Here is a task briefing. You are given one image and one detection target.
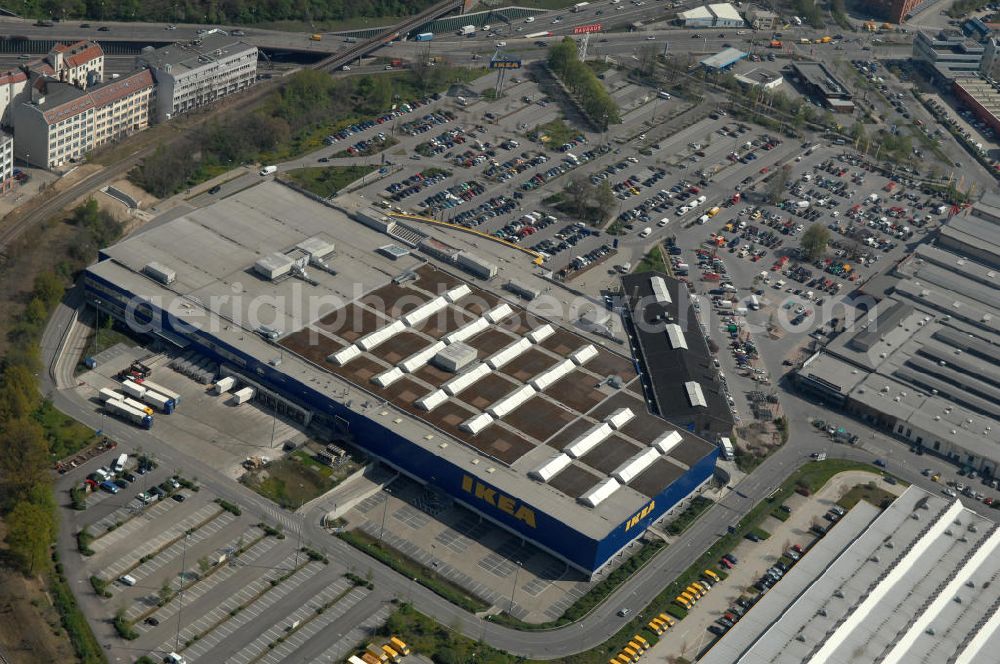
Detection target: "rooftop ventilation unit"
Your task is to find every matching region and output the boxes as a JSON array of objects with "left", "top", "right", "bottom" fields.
[
  {"left": 579, "top": 477, "right": 620, "bottom": 508},
  {"left": 666, "top": 324, "right": 688, "bottom": 350},
  {"left": 685, "top": 381, "right": 708, "bottom": 407},
  {"left": 143, "top": 261, "right": 176, "bottom": 285}
]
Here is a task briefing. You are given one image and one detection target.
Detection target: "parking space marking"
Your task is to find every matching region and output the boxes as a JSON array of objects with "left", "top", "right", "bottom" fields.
[
  {"left": 220, "top": 578, "right": 353, "bottom": 664},
  {"left": 89, "top": 499, "right": 177, "bottom": 553},
  {"left": 311, "top": 604, "right": 393, "bottom": 664},
  {"left": 101, "top": 504, "right": 224, "bottom": 580},
  {"left": 128, "top": 512, "right": 237, "bottom": 584},
  {"left": 130, "top": 527, "right": 271, "bottom": 625},
  {"left": 256, "top": 587, "right": 369, "bottom": 664},
  {"left": 169, "top": 555, "right": 324, "bottom": 661}
]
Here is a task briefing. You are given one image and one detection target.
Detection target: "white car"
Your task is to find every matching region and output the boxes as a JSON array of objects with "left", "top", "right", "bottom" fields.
[
  {"left": 341, "top": 65, "right": 351, "bottom": 71},
  {"left": 525, "top": 16, "right": 535, "bottom": 22}
]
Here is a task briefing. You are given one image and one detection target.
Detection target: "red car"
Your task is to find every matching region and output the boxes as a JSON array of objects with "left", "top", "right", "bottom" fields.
[
  {"left": 792, "top": 543, "right": 803, "bottom": 553},
  {"left": 719, "top": 557, "right": 734, "bottom": 569}
]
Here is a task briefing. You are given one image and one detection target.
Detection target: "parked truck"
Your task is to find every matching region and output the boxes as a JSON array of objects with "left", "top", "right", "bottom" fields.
[
  {"left": 135, "top": 379, "right": 180, "bottom": 405},
  {"left": 458, "top": 25, "right": 476, "bottom": 36},
  {"left": 414, "top": 32, "right": 434, "bottom": 41},
  {"left": 141, "top": 390, "right": 175, "bottom": 414},
  {"left": 123, "top": 397, "right": 154, "bottom": 416},
  {"left": 719, "top": 437, "right": 735, "bottom": 461},
  {"left": 105, "top": 399, "right": 153, "bottom": 429},
  {"left": 99, "top": 387, "right": 125, "bottom": 403},
  {"left": 121, "top": 379, "right": 146, "bottom": 400}
]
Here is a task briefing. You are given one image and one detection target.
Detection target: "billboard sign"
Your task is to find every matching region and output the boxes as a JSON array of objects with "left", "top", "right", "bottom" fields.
[
  {"left": 490, "top": 59, "right": 523, "bottom": 69},
  {"left": 573, "top": 23, "right": 602, "bottom": 34}
]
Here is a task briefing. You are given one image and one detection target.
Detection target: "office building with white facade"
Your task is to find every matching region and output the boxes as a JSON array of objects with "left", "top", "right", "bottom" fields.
[{"left": 136, "top": 30, "right": 258, "bottom": 122}]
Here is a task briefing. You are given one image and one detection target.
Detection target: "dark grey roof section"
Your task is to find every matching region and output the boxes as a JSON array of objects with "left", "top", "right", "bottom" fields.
[
  {"left": 620, "top": 271, "right": 734, "bottom": 438},
  {"left": 847, "top": 300, "right": 914, "bottom": 352}
]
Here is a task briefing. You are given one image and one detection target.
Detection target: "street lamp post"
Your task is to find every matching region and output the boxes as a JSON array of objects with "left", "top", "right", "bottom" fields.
[
  {"left": 92, "top": 299, "right": 102, "bottom": 358},
  {"left": 174, "top": 533, "right": 191, "bottom": 652},
  {"left": 507, "top": 561, "right": 521, "bottom": 614},
  {"left": 378, "top": 488, "right": 392, "bottom": 542}
]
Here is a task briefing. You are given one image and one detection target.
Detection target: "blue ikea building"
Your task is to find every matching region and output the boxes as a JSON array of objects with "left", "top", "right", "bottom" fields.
[{"left": 81, "top": 183, "right": 719, "bottom": 575}]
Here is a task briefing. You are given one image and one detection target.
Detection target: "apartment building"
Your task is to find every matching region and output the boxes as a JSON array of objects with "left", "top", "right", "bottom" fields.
[
  {"left": 0, "top": 132, "right": 13, "bottom": 194},
  {"left": 0, "top": 67, "right": 28, "bottom": 126},
  {"left": 13, "top": 69, "right": 153, "bottom": 169},
  {"left": 35, "top": 40, "right": 105, "bottom": 89},
  {"left": 136, "top": 30, "right": 257, "bottom": 122}
]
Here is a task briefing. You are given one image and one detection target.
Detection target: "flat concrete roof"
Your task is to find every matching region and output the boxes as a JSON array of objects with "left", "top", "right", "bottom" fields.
[
  {"left": 86, "top": 181, "right": 715, "bottom": 538},
  {"left": 137, "top": 30, "right": 255, "bottom": 75},
  {"left": 701, "top": 486, "right": 1000, "bottom": 664}
]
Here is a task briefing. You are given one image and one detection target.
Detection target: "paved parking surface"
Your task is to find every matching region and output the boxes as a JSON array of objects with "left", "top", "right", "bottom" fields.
[{"left": 169, "top": 555, "right": 326, "bottom": 660}]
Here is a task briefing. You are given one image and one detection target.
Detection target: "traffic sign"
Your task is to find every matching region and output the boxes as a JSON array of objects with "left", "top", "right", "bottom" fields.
[
  {"left": 490, "top": 59, "right": 523, "bottom": 69},
  {"left": 573, "top": 23, "right": 602, "bottom": 34}
]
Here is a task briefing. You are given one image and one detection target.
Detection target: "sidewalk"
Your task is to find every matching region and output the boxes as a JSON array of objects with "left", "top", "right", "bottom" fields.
[{"left": 645, "top": 470, "right": 902, "bottom": 662}]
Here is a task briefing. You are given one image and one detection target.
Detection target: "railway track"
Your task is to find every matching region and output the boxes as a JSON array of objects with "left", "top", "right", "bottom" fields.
[{"left": 314, "top": 0, "right": 462, "bottom": 72}]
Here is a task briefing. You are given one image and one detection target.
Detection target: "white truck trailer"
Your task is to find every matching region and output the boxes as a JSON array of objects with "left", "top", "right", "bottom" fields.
[{"left": 105, "top": 399, "right": 153, "bottom": 429}]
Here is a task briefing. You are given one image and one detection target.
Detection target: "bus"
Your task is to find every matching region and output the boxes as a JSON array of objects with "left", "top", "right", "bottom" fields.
[
  {"left": 633, "top": 635, "right": 650, "bottom": 650},
  {"left": 389, "top": 637, "right": 410, "bottom": 655},
  {"left": 573, "top": 1, "right": 590, "bottom": 10},
  {"left": 704, "top": 569, "right": 722, "bottom": 582},
  {"left": 675, "top": 595, "right": 693, "bottom": 610}
]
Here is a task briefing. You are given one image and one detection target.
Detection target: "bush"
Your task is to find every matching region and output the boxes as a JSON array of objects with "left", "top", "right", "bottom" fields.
[
  {"left": 50, "top": 554, "right": 104, "bottom": 663},
  {"left": 300, "top": 547, "right": 329, "bottom": 564},
  {"left": 90, "top": 575, "right": 111, "bottom": 598},
  {"left": 69, "top": 486, "right": 87, "bottom": 512},
  {"left": 215, "top": 499, "right": 242, "bottom": 516},
  {"left": 76, "top": 527, "right": 95, "bottom": 556},
  {"left": 258, "top": 523, "right": 286, "bottom": 539},
  {"left": 113, "top": 611, "right": 139, "bottom": 640}
]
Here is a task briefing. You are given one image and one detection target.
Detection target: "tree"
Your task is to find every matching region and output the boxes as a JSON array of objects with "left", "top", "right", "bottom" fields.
[
  {"left": 800, "top": 224, "right": 831, "bottom": 261},
  {"left": 0, "top": 417, "right": 49, "bottom": 506},
  {"left": 6, "top": 500, "right": 53, "bottom": 573},
  {"left": 564, "top": 177, "right": 590, "bottom": 219},
  {"left": 764, "top": 164, "right": 791, "bottom": 205},
  {"left": 594, "top": 180, "right": 616, "bottom": 222},
  {"left": 0, "top": 364, "right": 40, "bottom": 421}
]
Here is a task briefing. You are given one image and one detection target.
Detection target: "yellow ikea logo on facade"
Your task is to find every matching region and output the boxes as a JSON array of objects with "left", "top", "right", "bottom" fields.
[
  {"left": 461, "top": 476, "right": 537, "bottom": 528},
  {"left": 624, "top": 500, "right": 655, "bottom": 532}
]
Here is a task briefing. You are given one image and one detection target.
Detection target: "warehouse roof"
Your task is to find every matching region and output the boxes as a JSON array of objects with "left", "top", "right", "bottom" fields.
[
  {"left": 86, "top": 181, "right": 716, "bottom": 538},
  {"left": 701, "top": 486, "right": 1000, "bottom": 664},
  {"left": 620, "top": 272, "right": 734, "bottom": 437},
  {"left": 679, "top": 5, "right": 713, "bottom": 19},
  {"left": 708, "top": 2, "right": 743, "bottom": 20}
]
